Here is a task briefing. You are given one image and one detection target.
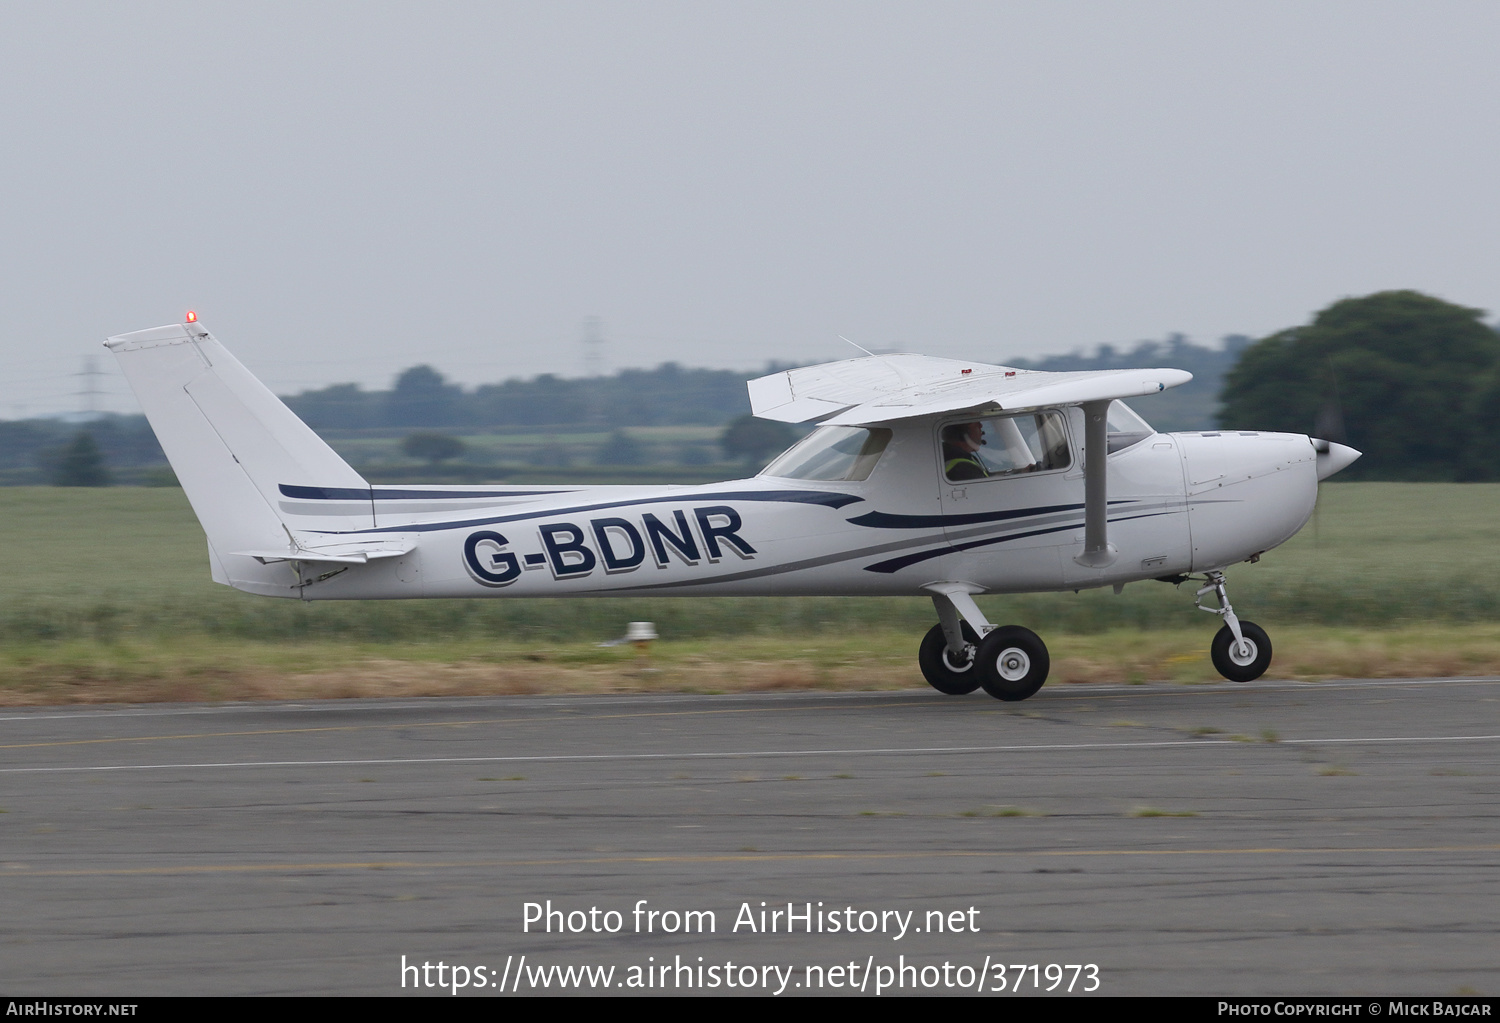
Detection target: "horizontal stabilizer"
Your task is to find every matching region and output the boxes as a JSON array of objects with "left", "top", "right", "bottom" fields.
[
  {"left": 234, "top": 535, "right": 418, "bottom": 565},
  {"left": 749, "top": 354, "right": 1191, "bottom": 425}
]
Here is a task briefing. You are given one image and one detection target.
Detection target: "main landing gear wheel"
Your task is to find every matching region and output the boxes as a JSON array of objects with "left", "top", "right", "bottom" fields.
[
  {"left": 977, "top": 626, "right": 1050, "bottom": 702},
  {"left": 918, "top": 622, "right": 983, "bottom": 695},
  {"left": 1210, "top": 621, "right": 1272, "bottom": 682}
]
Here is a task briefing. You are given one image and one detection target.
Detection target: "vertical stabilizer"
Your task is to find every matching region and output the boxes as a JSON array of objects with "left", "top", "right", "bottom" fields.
[{"left": 105, "top": 321, "right": 374, "bottom": 590}]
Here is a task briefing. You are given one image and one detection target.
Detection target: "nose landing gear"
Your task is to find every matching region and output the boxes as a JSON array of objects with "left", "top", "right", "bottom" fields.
[{"left": 1194, "top": 571, "right": 1273, "bottom": 682}]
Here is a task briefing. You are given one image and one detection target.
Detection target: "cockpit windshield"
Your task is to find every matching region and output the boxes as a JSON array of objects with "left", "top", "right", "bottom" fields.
[
  {"left": 1106, "top": 400, "right": 1154, "bottom": 453},
  {"left": 761, "top": 426, "right": 892, "bottom": 482}
]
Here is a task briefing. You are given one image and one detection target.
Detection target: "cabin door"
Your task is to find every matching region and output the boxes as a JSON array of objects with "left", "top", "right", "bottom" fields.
[{"left": 935, "top": 411, "right": 1077, "bottom": 591}]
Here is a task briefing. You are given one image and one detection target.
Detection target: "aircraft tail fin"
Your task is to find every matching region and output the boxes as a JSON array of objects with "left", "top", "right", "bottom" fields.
[{"left": 105, "top": 321, "right": 374, "bottom": 592}]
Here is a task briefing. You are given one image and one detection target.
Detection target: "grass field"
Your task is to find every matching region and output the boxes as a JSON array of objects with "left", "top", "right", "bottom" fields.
[{"left": 2, "top": 483, "right": 1498, "bottom": 702}]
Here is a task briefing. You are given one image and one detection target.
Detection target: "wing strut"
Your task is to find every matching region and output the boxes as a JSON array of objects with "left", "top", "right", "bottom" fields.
[{"left": 1074, "top": 400, "right": 1116, "bottom": 568}]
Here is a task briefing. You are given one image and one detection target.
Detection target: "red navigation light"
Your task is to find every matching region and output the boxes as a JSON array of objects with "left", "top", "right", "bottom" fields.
[{"left": 185, "top": 310, "right": 197, "bottom": 323}]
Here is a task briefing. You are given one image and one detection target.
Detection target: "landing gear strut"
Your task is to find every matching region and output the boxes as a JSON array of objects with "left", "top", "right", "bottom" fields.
[
  {"left": 1194, "top": 571, "right": 1272, "bottom": 682},
  {"left": 919, "top": 588, "right": 1051, "bottom": 701}
]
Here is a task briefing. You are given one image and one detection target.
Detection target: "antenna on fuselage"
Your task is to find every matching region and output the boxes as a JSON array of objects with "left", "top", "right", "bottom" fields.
[{"left": 837, "top": 335, "right": 876, "bottom": 357}]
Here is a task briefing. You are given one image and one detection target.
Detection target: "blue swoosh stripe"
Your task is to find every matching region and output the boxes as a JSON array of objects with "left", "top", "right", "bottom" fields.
[
  {"left": 310, "top": 488, "right": 864, "bottom": 535},
  {"left": 848, "top": 499, "right": 1135, "bottom": 530},
  {"left": 862, "top": 511, "right": 1172, "bottom": 574}
]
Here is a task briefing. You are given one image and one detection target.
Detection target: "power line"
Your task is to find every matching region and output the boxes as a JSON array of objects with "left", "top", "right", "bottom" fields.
[
  {"left": 581, "top": 315, "right": 606, "bottom": 378},
  {"left": 581, "top": 315, "right": 607, "bottom": 425},
  {"left": 73, "top": 356, "right": 110, "bottom": 419}
]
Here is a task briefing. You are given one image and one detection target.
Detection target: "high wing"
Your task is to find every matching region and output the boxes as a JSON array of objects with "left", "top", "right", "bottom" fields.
[{"left": 748, "top": 354, "right": 1192, "bottom": 426}]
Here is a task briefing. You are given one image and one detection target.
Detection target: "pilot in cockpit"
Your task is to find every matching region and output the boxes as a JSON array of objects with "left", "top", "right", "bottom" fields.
[{"left": 942, "top": 422, "right": 988, "bottom": 481}]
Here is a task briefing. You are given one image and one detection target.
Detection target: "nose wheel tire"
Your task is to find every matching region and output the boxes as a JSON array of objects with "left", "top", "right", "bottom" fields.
[
  {"left": 918, "top": 622, "right": 983, "bottom": 695},
  {"left": 977, "top": 626, "right": 1050, "bottom": 702},
  {"left": 1210, "top": 621, "right": 1272, "bottom": 682}
]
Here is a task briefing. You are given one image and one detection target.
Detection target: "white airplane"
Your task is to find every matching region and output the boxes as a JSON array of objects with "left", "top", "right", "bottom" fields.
[{"left": 106, "top": 317, "right": 1360, "bottom": 702}]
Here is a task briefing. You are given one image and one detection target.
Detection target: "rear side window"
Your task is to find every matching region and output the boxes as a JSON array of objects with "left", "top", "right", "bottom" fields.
[{"left": 762, "top": 426, "right": 892, "bottom": 481}]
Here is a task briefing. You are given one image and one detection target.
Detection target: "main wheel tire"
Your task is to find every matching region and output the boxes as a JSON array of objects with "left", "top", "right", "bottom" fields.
[
  {"left": 918, "top": 622, "right": 983, "bottom": 695},
  {"left": 1210, "top": 621, "right": 1272, "bottom": 682},
  {"left": 977, "top": 626, "right": 1050, "bottom": 702}
]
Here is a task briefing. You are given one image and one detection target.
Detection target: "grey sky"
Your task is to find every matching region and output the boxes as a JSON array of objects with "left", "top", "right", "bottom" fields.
[{"left": 4, "top": 1, "right": 1498, "bottom": 416}]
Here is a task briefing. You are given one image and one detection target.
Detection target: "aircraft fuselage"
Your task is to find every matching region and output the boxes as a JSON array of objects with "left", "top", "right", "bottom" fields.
[{"left": 234, "top": 416, "right": 1321, "bottom": 602}]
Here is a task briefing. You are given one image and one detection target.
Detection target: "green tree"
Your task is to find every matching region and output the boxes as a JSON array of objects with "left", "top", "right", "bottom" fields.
[
  {"left": 1467, "top": 367, "right": 1500, "bottom": 480},
  {"left": 284, "top": 382, "right": 380, "bottom": 430},
  {"left": 388, "top": 365, "right": 464, "bottom": 427},
  {"left": 721, "top": 415, "right": 796, "bottom": 468},
  {"left": 52, "top": 430, "right": 111, "bottom": 487},
  {"left": 401, "top": 432, "right": 466, "bottom": 465},
  {"left": 1219, "top": 291, "right": 1500, "bottom": 480}
]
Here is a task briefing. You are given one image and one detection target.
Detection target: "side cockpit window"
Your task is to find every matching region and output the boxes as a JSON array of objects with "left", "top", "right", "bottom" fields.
[
  {"left": 761, "top": 426, "right": 892, "bottom": 482},
  {"left": 941, "top": 411, "right": 1070, "bottom": 483}
]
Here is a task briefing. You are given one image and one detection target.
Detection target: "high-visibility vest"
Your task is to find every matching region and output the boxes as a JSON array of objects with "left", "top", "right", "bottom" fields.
[{"left": 945, "top": 451, "right": 987, "bottom": 479}]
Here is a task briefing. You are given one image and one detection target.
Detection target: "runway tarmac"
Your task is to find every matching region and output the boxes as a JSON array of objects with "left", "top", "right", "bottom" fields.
[{"left": 1, "top": 677, "right": 1496, "bottom": 996}]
